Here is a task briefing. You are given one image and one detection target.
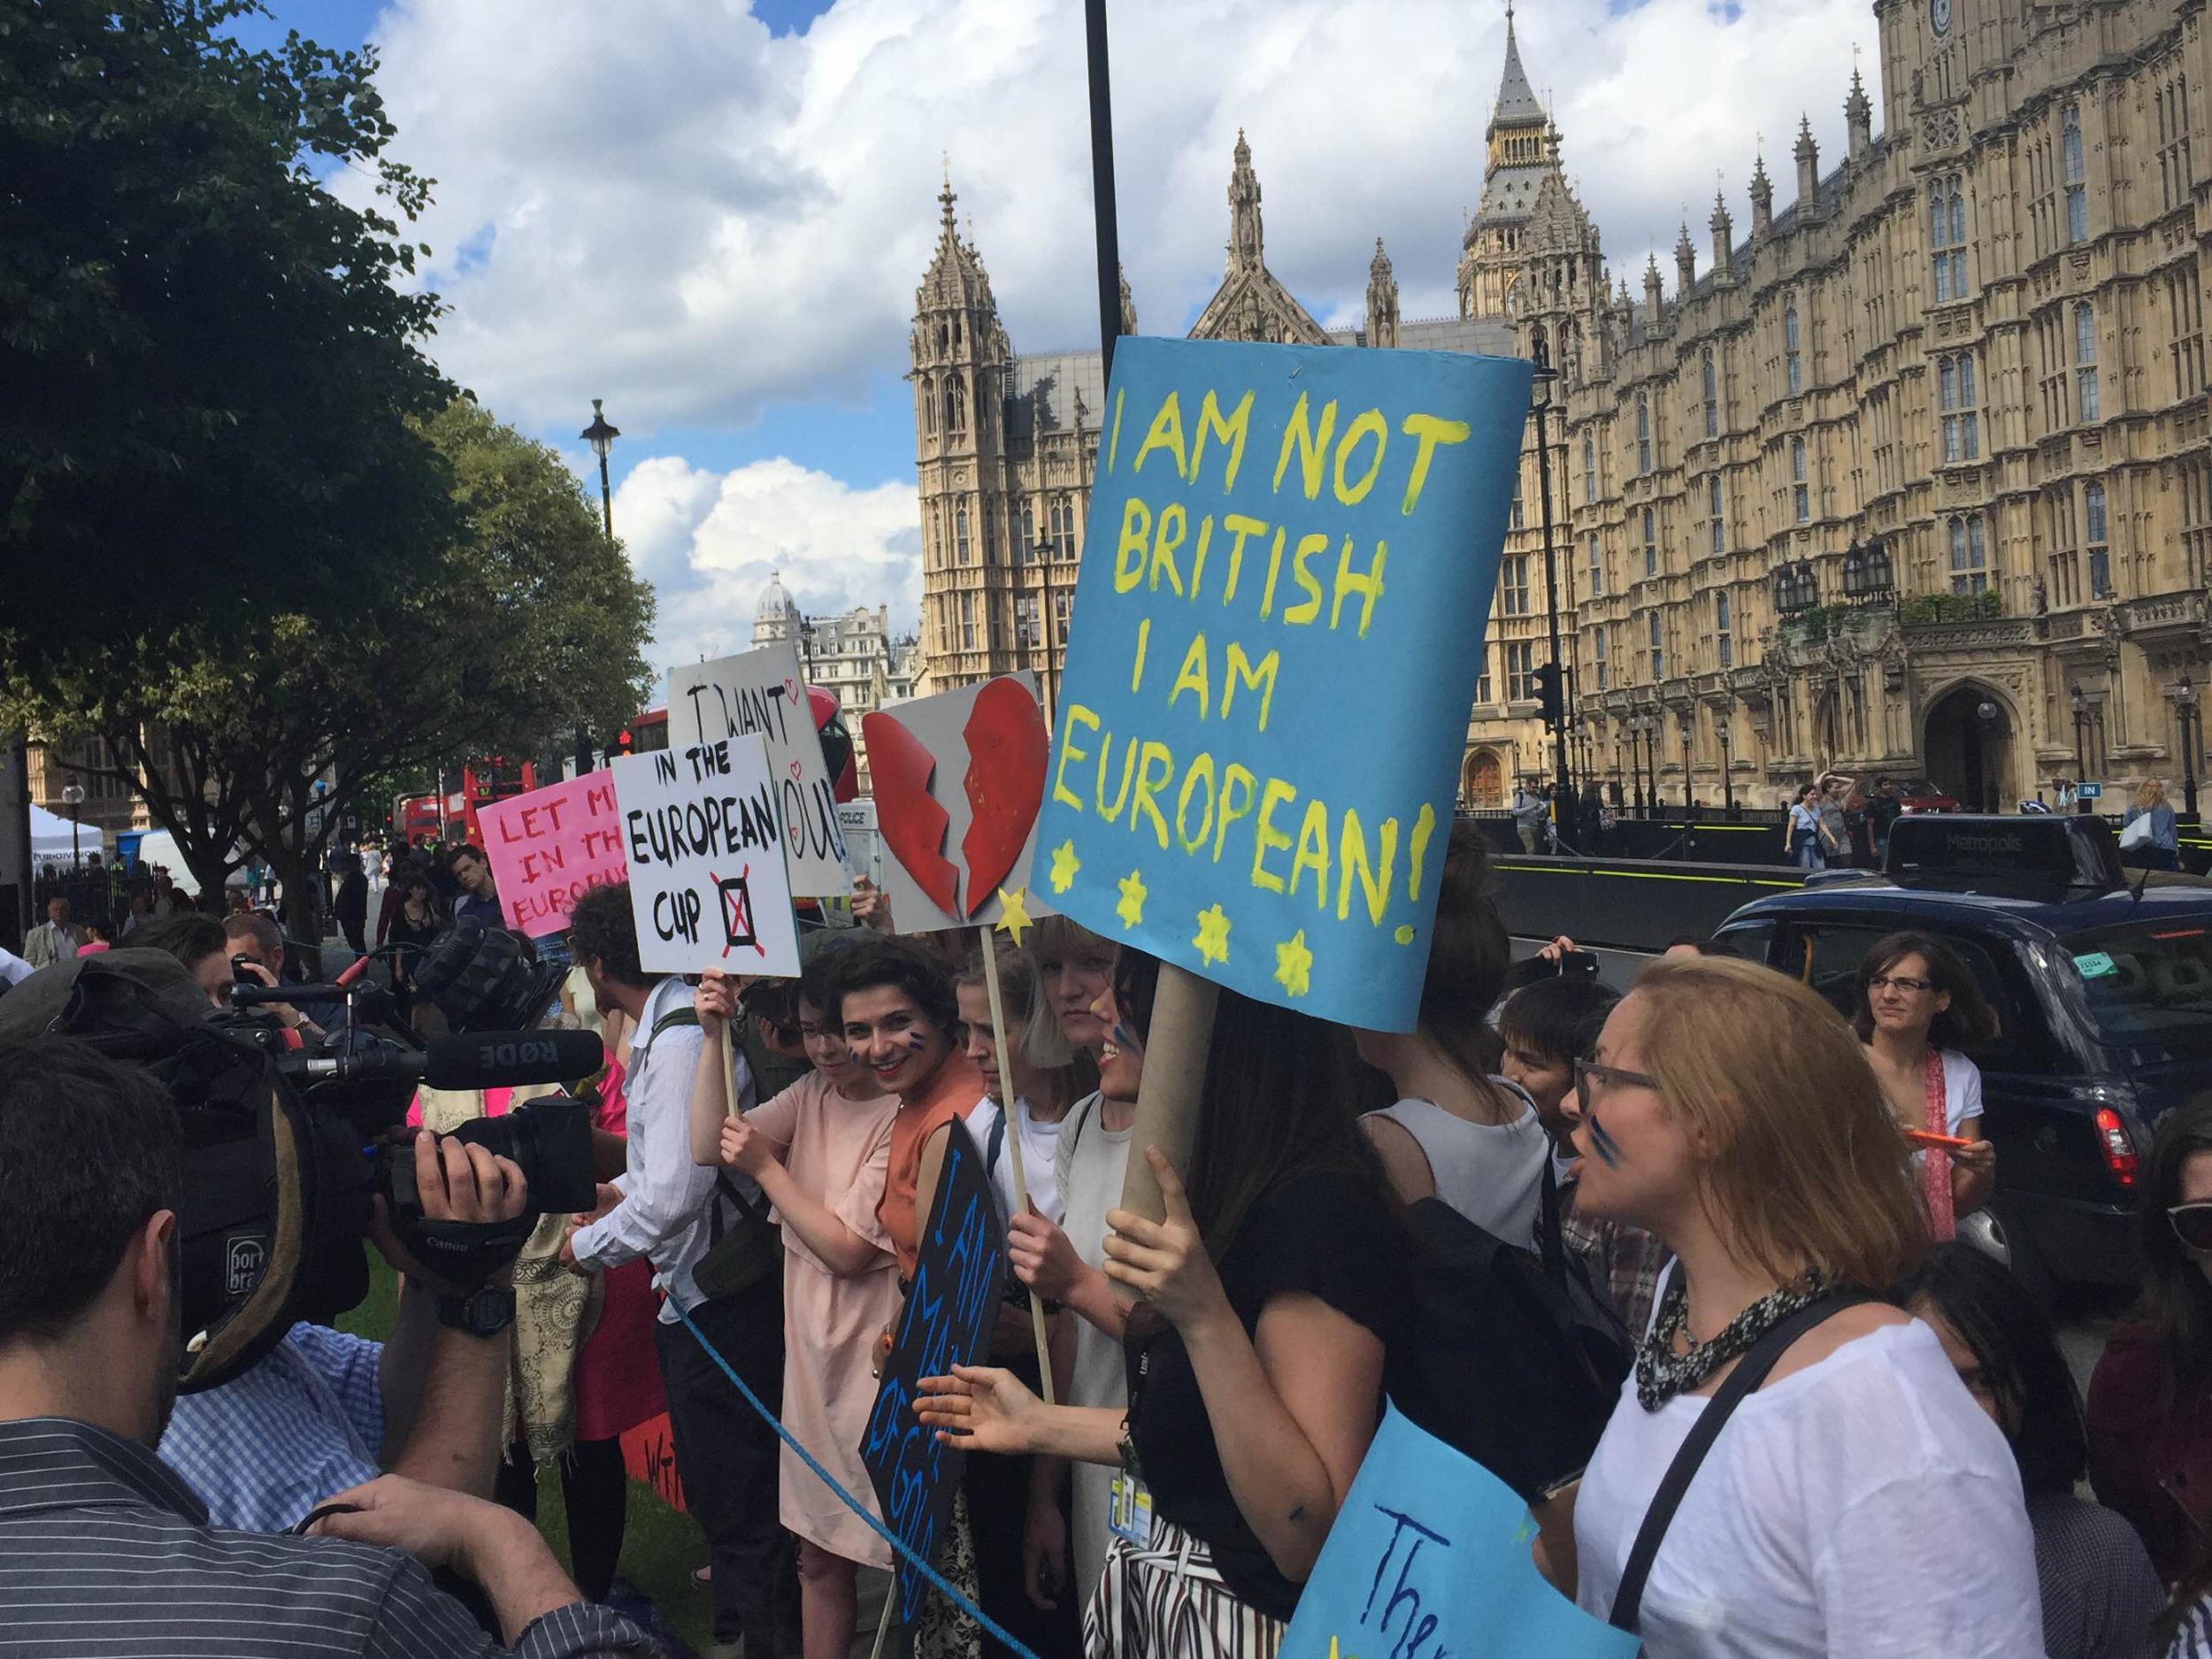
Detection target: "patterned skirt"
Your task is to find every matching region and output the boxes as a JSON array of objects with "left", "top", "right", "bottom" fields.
[{"left": 1082, "top": 1517, "right": 1286, "bottom": 1659}]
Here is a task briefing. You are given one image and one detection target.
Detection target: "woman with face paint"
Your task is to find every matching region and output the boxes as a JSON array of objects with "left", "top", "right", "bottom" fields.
[
  {"left": 695, "top": 953, "right": 901, "bottom": 1659},
  {"left": 811, "top": 936, "right": 987, "bottom": 1659},
  {"left": 918, "top": 968, "right": 1404, "bottom": 1658},
  {"left": 1566, "top": 956, "right": 2042, "bottom": 1656}
]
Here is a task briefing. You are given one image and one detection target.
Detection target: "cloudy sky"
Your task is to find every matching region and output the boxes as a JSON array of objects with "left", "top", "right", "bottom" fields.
[{"left": 244, "top": 0, "right": 1873, "bottom": 670}]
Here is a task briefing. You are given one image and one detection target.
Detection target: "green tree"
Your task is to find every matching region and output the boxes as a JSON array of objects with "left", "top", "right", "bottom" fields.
[
  {"left": 10, "top": 401, "right": 655, "bottom": 949},
  {"left": 1, "top": 0, "right": 458, "bottom": 678}
]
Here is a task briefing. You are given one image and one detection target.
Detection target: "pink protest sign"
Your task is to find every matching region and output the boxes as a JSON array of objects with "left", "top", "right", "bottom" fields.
[{"left": 480, "top": 773, "right": 629, "bottom": 937}]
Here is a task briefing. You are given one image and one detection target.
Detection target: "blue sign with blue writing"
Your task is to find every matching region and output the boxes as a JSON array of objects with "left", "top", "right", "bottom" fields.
[
  {"left": 1034, "top": 336, "right": 1530, "bottom": 1029},
  {"left": 1282, "top": 1404, "right": 1640, "bottom": 1659},
  {"left": 858, "top": 1119, "right": 1005, "bottom": 1623}
]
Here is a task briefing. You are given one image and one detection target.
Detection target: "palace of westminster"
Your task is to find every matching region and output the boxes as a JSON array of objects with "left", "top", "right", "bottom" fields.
[{"left": 908, "top": 0, "right": 2211, "bottom": 813}]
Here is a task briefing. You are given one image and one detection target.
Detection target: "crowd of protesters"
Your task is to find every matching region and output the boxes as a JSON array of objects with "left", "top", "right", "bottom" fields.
[{"left": 10, "top": 824, "right": 2212, "bottom": 1659}]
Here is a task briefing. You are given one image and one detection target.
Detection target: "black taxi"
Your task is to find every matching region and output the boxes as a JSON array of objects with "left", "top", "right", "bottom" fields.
[{"left": 1716, "top": 815, "right": 2212, "bottom": 1295}]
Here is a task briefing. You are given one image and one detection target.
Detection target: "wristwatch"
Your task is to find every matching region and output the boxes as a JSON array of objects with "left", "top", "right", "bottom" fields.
[{"left": 434, "top": 1285, "right": 516, "bottom": 1337}]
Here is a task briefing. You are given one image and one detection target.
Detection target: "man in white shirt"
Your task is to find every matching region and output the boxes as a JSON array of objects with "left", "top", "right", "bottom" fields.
[{"left": 558, "top": 882, "right": 794, "bottom": 1659}]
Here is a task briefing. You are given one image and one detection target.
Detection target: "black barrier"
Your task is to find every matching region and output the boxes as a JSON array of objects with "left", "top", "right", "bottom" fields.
[{"left": 1488, "top": 853, "right": 1808, "bottom": 954}]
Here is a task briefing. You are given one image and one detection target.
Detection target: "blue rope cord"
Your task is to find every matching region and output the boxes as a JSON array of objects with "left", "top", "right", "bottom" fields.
[{"left": 667, "top": 1294, "right": 1044, "bottom": 1659}]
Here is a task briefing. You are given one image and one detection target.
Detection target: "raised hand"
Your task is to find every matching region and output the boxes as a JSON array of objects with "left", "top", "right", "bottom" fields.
[{"left": 915, "top": 1363, "right": 1043, "bottom": 1455}]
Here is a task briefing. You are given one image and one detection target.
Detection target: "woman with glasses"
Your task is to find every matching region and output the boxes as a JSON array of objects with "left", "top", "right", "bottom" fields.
[
  {"left": 2088, "top": 1099, "right": 2212, "bottom": 1585},
  {"left": 1854, "top": 931, "right": 1999, "bottom": 1240},
  {"left": 1893, "top": 1244, "right": 2163, "bottom": 1659},
  {"left": 1568, "top": 956, "right": 2042, "bottom": 1655}
]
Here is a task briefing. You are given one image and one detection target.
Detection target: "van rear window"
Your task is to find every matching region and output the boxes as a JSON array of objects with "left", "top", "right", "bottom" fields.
[{"left": 2064, "top": 922, "right": 2212, "bottom": 1040}]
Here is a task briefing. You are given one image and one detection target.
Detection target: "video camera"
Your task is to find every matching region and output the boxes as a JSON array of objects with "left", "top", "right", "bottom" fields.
[{"left": 0, "top": 920, "right": 607, "bottom": 1394}]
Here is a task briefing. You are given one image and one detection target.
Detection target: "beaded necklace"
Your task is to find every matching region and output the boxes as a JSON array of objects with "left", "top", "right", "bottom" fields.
[{"left": 1635, "top": 1269, "right": 1834, "bottom": 1410}]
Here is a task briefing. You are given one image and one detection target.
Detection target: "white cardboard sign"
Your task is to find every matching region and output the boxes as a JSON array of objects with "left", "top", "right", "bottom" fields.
[
  {"left": 667, "top": 641, "right": 850, "bottom": 896},
  {"left": 610, "top": 739, "right": 801, "bottom": 978}
]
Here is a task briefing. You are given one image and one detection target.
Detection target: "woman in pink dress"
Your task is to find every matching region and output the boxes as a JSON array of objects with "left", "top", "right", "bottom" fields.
[{"left": 695, "top": 956, "right": 902, "bottom": 1659}]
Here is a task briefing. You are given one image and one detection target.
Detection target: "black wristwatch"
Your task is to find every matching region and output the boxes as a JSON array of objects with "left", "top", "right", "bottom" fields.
[{"left": 434, "top": 1286, "right": 516, "bottom": 1337}]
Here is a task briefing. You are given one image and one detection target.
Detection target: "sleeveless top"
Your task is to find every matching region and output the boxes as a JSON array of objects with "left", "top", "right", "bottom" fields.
[{"left": 1363, "top": 1080, "right": 1549, "bottom": 1248}]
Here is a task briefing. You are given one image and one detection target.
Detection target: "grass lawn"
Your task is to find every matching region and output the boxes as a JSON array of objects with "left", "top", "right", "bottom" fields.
[{"left": 337, "top": 1249, "right": 717, "bottom": 1654}]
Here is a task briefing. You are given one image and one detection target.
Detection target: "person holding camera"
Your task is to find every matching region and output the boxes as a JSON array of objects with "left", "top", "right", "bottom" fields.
[
  {"left": 0, "top": 1035, "right": 650, "bottom": 1657},
  {"left": 558, "top": 881, "right": 796, "bottom": 1659}
]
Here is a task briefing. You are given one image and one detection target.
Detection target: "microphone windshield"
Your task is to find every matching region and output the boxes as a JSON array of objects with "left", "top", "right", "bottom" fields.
[{"left": 421, "top": 1029, "right": 603, "bottom": 1091}]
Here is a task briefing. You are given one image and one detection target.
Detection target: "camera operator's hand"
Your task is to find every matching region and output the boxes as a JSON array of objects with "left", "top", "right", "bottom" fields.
[
  {"left": 558, "top": 1182, "right": 622, "bottom": 1273},
  {"left": 369, "top": 1130, "right": 528, "bottom": 1294},
  {"left": 233, "top": 956, "right": 311, "bottom": 1035}
]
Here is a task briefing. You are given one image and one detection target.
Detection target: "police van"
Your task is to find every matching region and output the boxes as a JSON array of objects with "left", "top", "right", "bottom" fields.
[{"left": 1717, "top": 815, "right": 2212, "bottom": 1296}]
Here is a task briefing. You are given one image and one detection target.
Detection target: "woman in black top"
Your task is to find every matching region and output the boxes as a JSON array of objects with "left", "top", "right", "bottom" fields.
[
  {"left": 919, "top": 961, "right": 1401, "bottom": 1655},
  {"left": 379, "top": 863, "right": 446, "bottom": 1023}
]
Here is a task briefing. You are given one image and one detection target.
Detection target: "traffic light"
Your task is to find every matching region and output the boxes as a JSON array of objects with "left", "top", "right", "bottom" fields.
[
  {"left": 615, "top": 728, "right": 634, "bottom": 756},
  {"left": 1532, "top": 661, "right": 1565, "bottom": 727}
]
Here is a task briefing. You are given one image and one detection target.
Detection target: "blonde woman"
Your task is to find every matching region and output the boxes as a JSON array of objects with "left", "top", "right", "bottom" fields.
[
  {"left": 2124, "top": 778, "right": 2180, "bottom": 871},
  {"left": 1567, "top": 956, "right": 2042, "bottom": 1656}
]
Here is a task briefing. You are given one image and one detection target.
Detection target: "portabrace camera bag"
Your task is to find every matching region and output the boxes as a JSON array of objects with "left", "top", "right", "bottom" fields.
[{"left": 0, "top": 949, "right": 372, "bottom": 1393}]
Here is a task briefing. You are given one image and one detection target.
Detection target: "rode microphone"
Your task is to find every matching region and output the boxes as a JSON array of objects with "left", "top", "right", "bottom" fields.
[{"left": 277, "top": 1028, "right": 603, "bottom": 1089}]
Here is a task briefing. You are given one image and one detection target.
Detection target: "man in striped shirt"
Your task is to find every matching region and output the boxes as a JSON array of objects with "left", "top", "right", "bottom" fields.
[{"left": 0, "top": 1035, "right": 650, "bottom": 1658}]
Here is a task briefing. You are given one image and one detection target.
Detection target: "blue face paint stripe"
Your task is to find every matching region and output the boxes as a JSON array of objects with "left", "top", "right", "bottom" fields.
[{"left": 1586, "top": 1111, "right": 1624, "bottom": 1168}]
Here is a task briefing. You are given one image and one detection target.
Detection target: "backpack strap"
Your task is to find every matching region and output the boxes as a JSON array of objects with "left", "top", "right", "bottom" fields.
[
  {"left": 986, "top": 1106, "right": 1008, "bottom": 1189},
  {"left": 1608, "top": 1288, "right": 1874, "bottom": 1632},
  {"left": 648, "top": 1005, "right": 701, "bottom": 1042}
]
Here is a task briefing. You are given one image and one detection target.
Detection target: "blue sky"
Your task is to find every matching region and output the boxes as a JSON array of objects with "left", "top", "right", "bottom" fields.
[{"left": 234, "top": 0, "right": 1875, "bottom": 666}]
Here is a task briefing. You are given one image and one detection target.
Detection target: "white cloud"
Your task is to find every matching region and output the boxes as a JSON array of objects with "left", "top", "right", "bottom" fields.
[
  {"left": 612, "top": 455, "right": 921, "bottom": 670},
  {"left": 357, "top": 0, "right": 1877, "bottom": 625}
]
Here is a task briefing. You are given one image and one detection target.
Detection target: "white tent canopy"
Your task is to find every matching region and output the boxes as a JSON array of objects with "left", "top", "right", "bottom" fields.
[{"left": 29, "top": 803, "right": 105, "bottom": 867}]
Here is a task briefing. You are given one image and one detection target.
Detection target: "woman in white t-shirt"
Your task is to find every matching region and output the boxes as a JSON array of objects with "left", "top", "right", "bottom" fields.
[
  {"left": 1356, "top": 818, "right": 1548, "bottom": 1245},
  {"left": 1566, "top": 956, "right": 2043, "bottom": 1657},
  {"left": 1852, "top": 931, "right": 1998, "bottom": 1241}
]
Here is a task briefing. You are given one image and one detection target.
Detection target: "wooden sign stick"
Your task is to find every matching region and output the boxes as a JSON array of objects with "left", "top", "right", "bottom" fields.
[
  {"left": 866, "top": 1590, "right": 895, "bottom": 1659},
  {"left": 979, "top": 937, "right": 1056, "bottom": 1405},
  {"left": 1115, "top": 962, "right": 1217, "bottom": 1229}
]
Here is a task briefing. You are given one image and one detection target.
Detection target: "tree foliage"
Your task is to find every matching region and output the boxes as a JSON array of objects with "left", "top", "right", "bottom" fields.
[
  {"left": 0, "top": 0, "right": 459, "bottom": 677},
  {"left": 6, "top": 402, "right": 656, "bottom": 941}
]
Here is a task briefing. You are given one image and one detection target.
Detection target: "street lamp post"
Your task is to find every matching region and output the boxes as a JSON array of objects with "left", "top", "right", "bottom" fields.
[
  {"left": 1529, "top": 346, "right": 1576, "bottom": 849},
  {"left": 2070, "top": 684, "right": 2093, "bottom": 815},
  {"left": 2170, "top": 674, "right": 2202, "bottom": 821},
  {"left": 1716, "top": 703, "right": 1736, "bottom": 817},
  {"left": 578, "top": 399, "right": 622, "bottom": 775},
  {"left": 60, "top": 781, "right": 85, "bottom": 868},
  {"left": 1678, "top": 710, "right": 1694, "bottom": 812}
]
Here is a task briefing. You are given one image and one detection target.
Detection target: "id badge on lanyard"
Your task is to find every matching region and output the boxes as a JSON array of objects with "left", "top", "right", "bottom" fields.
[{"left": 1110, "top": 1342, "right": 1156, "bottom": 1545}]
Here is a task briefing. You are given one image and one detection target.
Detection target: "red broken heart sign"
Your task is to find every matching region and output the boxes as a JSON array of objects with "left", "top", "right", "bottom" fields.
[
  {"left": 862, "top": 678, "right": 1048, "bottom": 919},
  {"left": 860, "top": 710, "right": 959, "bottom": 915},
  {"left": 959, "top": 678, "right": 1048, "bottom": 914}
]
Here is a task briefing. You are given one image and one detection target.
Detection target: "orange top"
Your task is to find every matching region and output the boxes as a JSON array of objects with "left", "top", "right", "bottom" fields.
[{"left": 876, "top": 1049, "right": 986, "bottom": 1279}]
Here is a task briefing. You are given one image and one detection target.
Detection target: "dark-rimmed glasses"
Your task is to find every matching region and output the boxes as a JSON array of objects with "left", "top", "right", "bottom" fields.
[
  {"left": 1573, "top": 1058, "right": 1662, "bottom": 1118},
  {"left": 2169, "top": 1203, "right": 2212, "bottom": 1255},
  {"left": 1868, "top": 973, "right": 1938, "bottom": 995}
]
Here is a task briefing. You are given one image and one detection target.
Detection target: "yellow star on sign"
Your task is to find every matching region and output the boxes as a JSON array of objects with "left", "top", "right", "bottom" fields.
[
  {"left": 1192, "top": 903, "right": 1232, "bottom": 967},
  {"left": 994, "top": 887, "right": 1035, "bottom": 946},
  {"left": 1327, "top": 1638, "right": 1356, "bottom": 1659},
  {"left": 1048, "top": 838, "right": 1080, "bottom": 895},
  {"left": 1273, "top": 930, "right": 1314, "bottom": 997},
  {"left": 1115, "top": 869, "right": 1148, "bottom": 930}
]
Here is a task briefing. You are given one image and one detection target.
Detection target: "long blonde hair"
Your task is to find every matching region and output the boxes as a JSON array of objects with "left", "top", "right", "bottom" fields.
[
  {"left": 1632, "top": 956, "right": 1924, "bottom": 1288},
  {"left": 2137, "top": 778, "right": 2169, "bottom": 812}
]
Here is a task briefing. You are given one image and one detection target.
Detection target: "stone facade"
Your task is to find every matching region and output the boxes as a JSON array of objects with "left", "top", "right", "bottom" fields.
[
  {"left": 753, "top": 573, "right": 919, "bottom": 793},
  {"left": 916, "top": 0, "right": 2212, "bottom": 813}
]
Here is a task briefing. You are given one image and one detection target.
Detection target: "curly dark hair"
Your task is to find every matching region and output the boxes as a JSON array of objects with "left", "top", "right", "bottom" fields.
[
  {"left": 820, "top": 934, "right": 958, "bottom": 1034},
  {"left": 1851, "top": 930, "right": 1999, "bottom": 1049},
  {"left": 565, "top": 882, "right": 659, "bottom": 989}
]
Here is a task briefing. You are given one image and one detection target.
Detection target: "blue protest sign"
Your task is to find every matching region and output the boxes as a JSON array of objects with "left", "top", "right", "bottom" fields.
[
  {"left": 858, "top": 1119, "right": 1005, "bottom": 1623},
  {"left": 1281, "top": 1403, "right": 1640, "bottom": 1659},
  {"left": 1033, "top": 336, "right": 1530, "bottom": 1029}
]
